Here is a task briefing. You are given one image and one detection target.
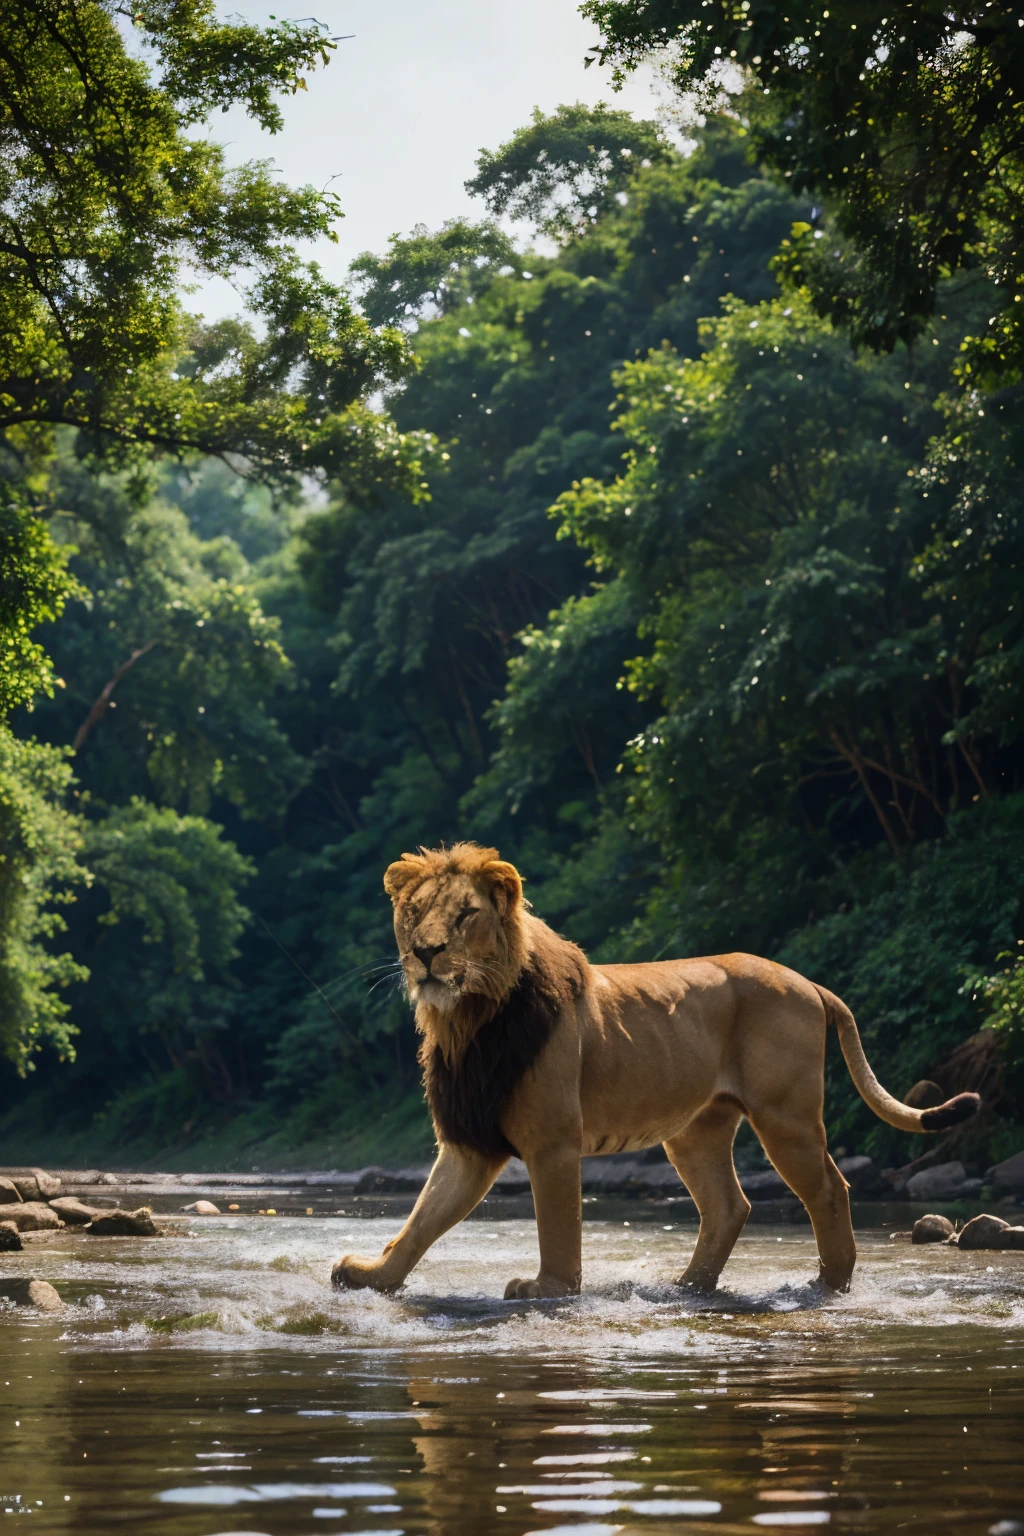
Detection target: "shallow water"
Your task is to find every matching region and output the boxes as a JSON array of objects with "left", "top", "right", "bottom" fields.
[{"left": 1, "top": 1208, "right": 1023, "bottom": 1533}]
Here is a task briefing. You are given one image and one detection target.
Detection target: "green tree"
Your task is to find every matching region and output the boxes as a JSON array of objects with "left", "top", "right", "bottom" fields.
[
  {"left": 466, "top": 101, "right": 674, "bottom": 238},
  {"left": 350, "top": 220, "right": 520, "bottom": 329},
  {"left": 0, "top": 728, "right": 85, "bottom": 1072},
  {"left": 0, "top": 446, "right": 85, "bottom": 1074},
  {"left": 0, "top": 0, "right": 427, "bottom": 1076},
  {"left": 583, "top": 2, "right": 1024, "bottom": 363},
  {"left": 36, "top": 454, "right": 307, "bottom": 819},
  {"left": 0, "top": 0, "right": 426, "bottom": 485},
  {"left": 78, "top": 798, "right": 254, "bottom": 1109},
  {"left": 0, "top": 494, "right": 78, "bottom": 718}
]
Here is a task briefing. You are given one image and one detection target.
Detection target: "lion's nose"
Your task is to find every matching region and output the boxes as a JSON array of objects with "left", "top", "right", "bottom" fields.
[{"left": 413, "top": 942, "right": 446, "bottom": 975}]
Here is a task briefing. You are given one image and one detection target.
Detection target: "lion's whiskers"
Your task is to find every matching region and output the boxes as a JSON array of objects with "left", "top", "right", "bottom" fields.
[{"left": 365, "top": 965, "right": 405, "bottom": 997}]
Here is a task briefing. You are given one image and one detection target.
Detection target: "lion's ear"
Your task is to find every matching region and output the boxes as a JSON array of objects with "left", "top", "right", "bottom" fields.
[
  {"left": 383, "top": 854, "right": 425, "bottom": 900},
  {"left": 482, "top": 858, "right": 523, "bottom": 917}
]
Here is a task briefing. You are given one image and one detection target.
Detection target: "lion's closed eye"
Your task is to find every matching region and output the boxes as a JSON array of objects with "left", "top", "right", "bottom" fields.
[{"left": 455, "top": 906, "right": 477, "bottom": 928}]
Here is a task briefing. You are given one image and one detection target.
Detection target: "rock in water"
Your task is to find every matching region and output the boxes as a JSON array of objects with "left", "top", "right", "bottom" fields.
[
  {"left": 905, "top": 1160, "right": 983, "bottom": 1201},
  {"left": 0, "top": 1221, "right": 22, "bottom": 1252},
  {"left": 956, "top": 1213, "right": 1011, "bottom": 1250},
  {"left": 740, "top": 1168, "right": 788, "bottom": 1199},
  {"left": 5, "top": 1169, "right": 61, "bottom": 1202},
  {"left": 0, "top": 1202, "right": 64, "bottom": 1232},
  {"left": 0, "top": 1279, "right": 64, "bottom": 1310},
  {"left": 996, "top": 1226, "right": 1024, "bottom": 1250},
  {"left": 48, "top": 1197, "right": 100, "bottom": 1226},
  {"left": 836, "top": 1154, "right": 879, "bottom": 1193},
  {"left": 180, "top": 1200, "right": 221, "bottom": 1215},
  {"left": 988, "top": 1149, "right": 1024, "bottom": 1197},
  {"left": 86, "top": 1208, "right": 158, "bottom": 1237},
  {"left": 912, "top": 1213, "right": 955, "bottom": 1244},
  {"left": 0, "top": 1176, "right": 23, "bottom": 1204}
]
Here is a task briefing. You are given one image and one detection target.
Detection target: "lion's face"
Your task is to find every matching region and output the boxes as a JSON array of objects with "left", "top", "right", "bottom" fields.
[{"left": 384, "top": 846, "right": 523, "bottom": 1015}]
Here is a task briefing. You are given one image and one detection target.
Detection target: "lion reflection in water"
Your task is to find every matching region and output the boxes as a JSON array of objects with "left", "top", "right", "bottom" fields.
[{"left": 333, "top": 843, "right": 978, "bottom": 1299}]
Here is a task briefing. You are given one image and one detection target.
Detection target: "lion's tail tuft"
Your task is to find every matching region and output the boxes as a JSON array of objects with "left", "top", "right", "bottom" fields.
[
  {"left": 814, "top": 984, "right": 982, "bottom": 1135},
  {"left": 920, "top": 1091, "right": 982, "bottom": 1131}
]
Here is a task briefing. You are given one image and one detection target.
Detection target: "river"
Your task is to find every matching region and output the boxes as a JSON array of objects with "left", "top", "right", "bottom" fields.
[{"left": 1, "top": 1203, "right": 1022, "bottom": 1533}]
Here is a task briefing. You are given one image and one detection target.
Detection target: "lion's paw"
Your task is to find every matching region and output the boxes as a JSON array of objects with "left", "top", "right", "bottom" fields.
[
  {"left": 503, "top": 1274, "right": 576, "bottom": 1300},
  {"left": 672, "top": 1273, "right": 717, "bottom": 1294},
  {"left": 331, "top": 1255, "right": 396, "bottom": 1293}
]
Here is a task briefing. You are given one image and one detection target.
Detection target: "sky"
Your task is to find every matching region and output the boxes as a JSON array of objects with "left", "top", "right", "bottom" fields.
[{"left": 191, "top": 0, "right": 662, "bottom": 318}]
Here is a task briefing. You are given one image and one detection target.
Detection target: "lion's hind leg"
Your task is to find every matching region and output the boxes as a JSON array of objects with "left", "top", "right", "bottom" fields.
[
  {"left": 746, "top": 1107, "right": 855, "bottom": 1292},
  {"left": 664, "top": 1097, "right": 750, "bottom": 1293}
]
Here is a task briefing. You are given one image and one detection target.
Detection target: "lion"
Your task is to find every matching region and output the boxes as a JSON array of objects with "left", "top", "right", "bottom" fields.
[{"left": 332, "top": 842, "right": 979, "bottom": 1299}]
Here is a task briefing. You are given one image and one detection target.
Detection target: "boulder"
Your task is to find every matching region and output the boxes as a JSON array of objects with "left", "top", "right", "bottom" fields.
[
  {"left": 989, "top": 1150, "right": 1024, "bottom": 1197},
  {"left": 180, "top": 1200, "right": 220, "bottom": 1215},
  {"left": 0, "top": 1202, "right": 64, "bottom": 1232},
  {"left": 906, "top": 1160, "right": 983, "bottom": 1202},
  {"left": 48, "top": 1197, "right": 100, "bottom": 1226},
  {"left": 580, "top": 1158, "right": 651, "bottom": 1194},
  {"left": 904, "top": 1080, "right": 946, "bottom": 1109},
  {"left": 493, "top": 1158, "right": 532, "bottom": 1194},
  {"left": 837, "top": 1154, "right": 880, "bottom": 1193},
  {"left": 632, "top": 1163, "right": 688, "bottom": 1194},
  {"left": 85, "top": 1207, "right": 158, "bottom": 1236},
  {"left": 741, "top": 1168, "right": 788, "bottom": 1199},
  {"left": 0, "top": 1278, "right": 64, "bottom": 1311},
  {"left": 0, "top": 1221, "right": 22, "bottom": 1252},
  {"left": 912, "top": 1213, "right": 956, "bottom": 1244},
  {"left": 956, "top": 1213, "right": 1011, "bottom": 1250},
  {"left": 995, "top": 1226, "right": 1024, "bottom": 1250},
  {"left": 0, "top": 1176, "right": 23, "bottom": 1204},
  {"left": 2, "top": 1169, "right": 61, "bottom": 1202}
]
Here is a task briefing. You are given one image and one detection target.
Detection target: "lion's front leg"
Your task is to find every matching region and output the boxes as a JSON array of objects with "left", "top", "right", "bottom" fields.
[
  {"left": 504, "top": 1145, "right": 582, "bottom": 1300},
  {"left": 333, "top": 1144, "right": 504, "bottom": 1294}
]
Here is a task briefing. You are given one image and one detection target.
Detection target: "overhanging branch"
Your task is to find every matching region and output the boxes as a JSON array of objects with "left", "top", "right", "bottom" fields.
[{"left": 73, "top": 639, "right": 158, "bottom": 752}]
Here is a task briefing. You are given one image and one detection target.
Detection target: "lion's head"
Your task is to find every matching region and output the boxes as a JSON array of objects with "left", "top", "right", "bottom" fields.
[{"left": 383, "top": 843, "right": 527, "bottom": 1025}]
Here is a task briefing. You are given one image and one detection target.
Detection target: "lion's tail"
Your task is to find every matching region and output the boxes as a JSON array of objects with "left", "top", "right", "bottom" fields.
[{"left": 814, "top": 984, "right": 980, "bottom": 1133}]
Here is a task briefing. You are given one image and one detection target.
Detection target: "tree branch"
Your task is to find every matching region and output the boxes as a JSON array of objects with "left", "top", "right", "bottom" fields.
[{"left": 73, "top": 640, "right": 158, "bottom": 752}]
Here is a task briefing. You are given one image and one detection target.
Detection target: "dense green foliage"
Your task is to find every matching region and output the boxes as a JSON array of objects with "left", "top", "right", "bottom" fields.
[
  {"left": 0, "top": 0, "right": 425, "bottom": 484},
  {"left": 583, "top": 3, "right": 1024, "bottom": 359},
  {"left": 0, "top": 727, "right": 85, "bottom": 1072},
  {"left": 1, "top": 14, "right": 1022, "bottom": 1169},
  {"left": 0, "top": 0, "right": 433, "bottom": 1084}
]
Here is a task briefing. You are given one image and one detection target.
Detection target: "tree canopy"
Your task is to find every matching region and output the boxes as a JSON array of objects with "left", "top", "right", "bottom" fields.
[
  {"left": 0, "top": 0, "right": 426, "bottom": 482},
  {"left": 0, "top": 0, "right": 427, "bottom": 1076},
  {"left": 582, "top": 2, "right": 1024, "bottom": 360}
]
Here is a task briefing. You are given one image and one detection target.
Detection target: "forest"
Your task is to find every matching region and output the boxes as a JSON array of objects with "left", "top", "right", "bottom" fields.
[{"left": 1, "top": 0, "right": 1023, "bottom": 1172}]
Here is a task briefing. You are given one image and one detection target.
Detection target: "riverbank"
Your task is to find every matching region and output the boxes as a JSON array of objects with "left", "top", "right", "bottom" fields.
[
  {"left": 3, "top": 1152, "right": 1021, "bottom": 1223},
  {"left": 0, "top": 1088, "right": 437, "bottom": 1176}
]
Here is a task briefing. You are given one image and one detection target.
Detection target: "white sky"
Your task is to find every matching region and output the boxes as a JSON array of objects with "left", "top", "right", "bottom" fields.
[{"left": 191, "top": 0, "right": 661, "bottom": 317}]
